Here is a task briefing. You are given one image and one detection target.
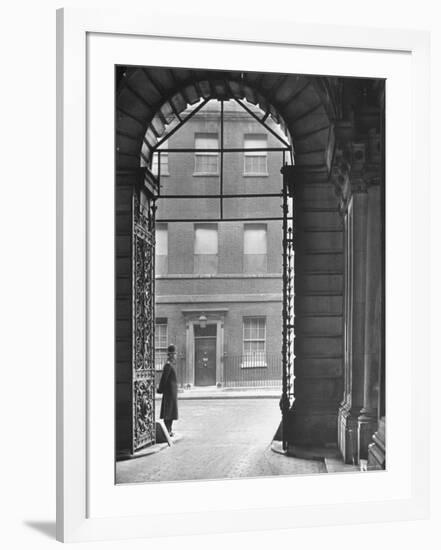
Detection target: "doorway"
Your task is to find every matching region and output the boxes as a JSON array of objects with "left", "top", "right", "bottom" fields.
[{"left": 194, "top": 324, "right": 217, "bottom": 386}]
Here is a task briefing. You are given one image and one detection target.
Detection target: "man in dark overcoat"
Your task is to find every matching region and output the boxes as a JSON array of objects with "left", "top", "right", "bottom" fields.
[{"left": 157, "top": 344, "right": 178, "bottom": 436}]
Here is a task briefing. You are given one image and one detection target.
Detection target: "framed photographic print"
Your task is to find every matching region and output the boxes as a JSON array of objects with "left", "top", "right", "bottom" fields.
[{"left": 56, "top": 7, "right": 430, "bottom": 543}]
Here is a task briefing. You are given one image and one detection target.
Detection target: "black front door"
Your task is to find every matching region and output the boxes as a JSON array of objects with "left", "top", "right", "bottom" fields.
[{"left": 194, "top": 325, "right": 217, "bottom": 386}]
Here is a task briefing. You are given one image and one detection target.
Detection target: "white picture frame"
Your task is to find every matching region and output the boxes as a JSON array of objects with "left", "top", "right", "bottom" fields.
[{"left": 56, "top": 7, "right": 430, "bottom": 543}]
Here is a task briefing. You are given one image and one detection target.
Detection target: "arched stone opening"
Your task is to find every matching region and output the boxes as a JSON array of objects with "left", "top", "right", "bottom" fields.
[
  {"left": 116, "top": 68, "right": 336, "bottom": 175},
  {"left": 115, "top": 67, "right": 385, "bottom": 471}
]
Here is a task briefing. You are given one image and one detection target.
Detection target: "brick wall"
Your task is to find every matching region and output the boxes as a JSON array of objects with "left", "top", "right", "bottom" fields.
[{"left": 155, "top": 101, "right": 286, "bottom": 386}]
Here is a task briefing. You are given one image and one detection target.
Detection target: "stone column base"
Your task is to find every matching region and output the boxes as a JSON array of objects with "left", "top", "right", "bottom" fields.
[
  {"left": 367, "top": 417, "right": 386, "bottom": 470},
  {"left": 338, "top": 406, "right": 361, "bottom": 464},
  {"left": 286, "top": 403, "right": 338, "bottom": 447},
  {"left": 358, "top": 410, "right": 378, "bottom": 461}
]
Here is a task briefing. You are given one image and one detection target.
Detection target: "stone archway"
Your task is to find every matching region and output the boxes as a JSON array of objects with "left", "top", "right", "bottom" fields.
[
  {"left": 115, "top": 67, "right": 385, "bottom": 467},
  {"left": 116, "top": 68, "right": 335, "bottom": 173}
]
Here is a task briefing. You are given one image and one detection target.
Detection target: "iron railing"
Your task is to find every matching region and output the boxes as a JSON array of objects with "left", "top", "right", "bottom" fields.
[
  {"left": 223, "top": 353, "right": 282, "bottom": 389},
  {"left": 155, "top": 353, "right": 282, "bottom": 389}
]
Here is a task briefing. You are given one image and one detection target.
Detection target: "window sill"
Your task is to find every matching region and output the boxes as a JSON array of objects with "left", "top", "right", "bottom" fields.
[
  {"left": 240, "top": 363, "right": 268, "bottom": 369},
  {"left": 192, "top": 172, "right": 220, "bottom": 177},
  {"left": 242, "top": 173, "right": 269, "bottom": 177}
]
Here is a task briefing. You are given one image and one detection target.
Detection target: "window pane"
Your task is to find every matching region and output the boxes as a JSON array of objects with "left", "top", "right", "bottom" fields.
[
  {"left": 248, "top": 342, "right": 257, "bottom": 353},
  {"left": 194, "top": 324, "right": 217, "bottom": 337},
  {"left": 244, "top": 341, "right": 252, "bottom": 353},
  {"left": 152, "top": 153, "right": 169, "bottom": 176},
  {"left": 155, "top": 321, "right": 168, "bottom": 370},
  {"left": 194, "top": 221, "right": 218, "bottom": 274},
  {"left": 155, "top": 350, "right": 168, "bottom": 370},
  {"left": 155, "top": 225, "right": 168, "bottom": 276},
  {"left": 244, "top": 135, "right": 267, "bottom": 174},
  {"left": 243, "top": 318, "right": 266, "bottom": 356},
  {"left": 244, "top": 134, "right": 267, "bottom": 155},
  {"left": 194, "top": 133, "right": 219, "bottom": 174},
  {"left": 195, "top": 133, "right": 218, "bottom": 149},
  {"left": 155, "top": 225, "right": 168, "bottom": 256},
  {"left": 244, "top": 225, "right": 267, "bottom": 254},
  {"left": 155, "top": 322, "right": 168, "bottom": 347},
  {"left": 195, "top": 154, "right": 218, "bottom": 174},
  {"left": 151, "top": 142, "right": 169, "bottom": 176},
  {"left": 244, "top": 155, "right": 267, "bottom": 174},
  {"left": 155, "top": 255, "right": 167, "bottom": 276},
  {"left": 247, "top": 341, "right": 265, "bottom": 353},
  {"left": 194, "top": 225, "right": 218, "bottom": 254}
]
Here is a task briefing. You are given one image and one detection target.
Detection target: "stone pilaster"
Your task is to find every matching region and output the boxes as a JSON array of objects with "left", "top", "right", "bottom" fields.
[
  {"left": 358, "top": 183, "right": 382, "bottom": 460},
  {"left": 338, "top": 208, "right": 350, "bottom": 460},
  {"left": 338, "top": 179, "right": 368, "bottom": 464},
  {"left": 282, "top": 165, "right": 344, "bottom": 449}
]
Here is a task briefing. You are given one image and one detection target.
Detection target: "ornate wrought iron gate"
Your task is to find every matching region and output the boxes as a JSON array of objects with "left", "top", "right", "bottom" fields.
[
  {"left": 281, "top": 169, "right": 295, "bottom": 450},
  {"left": 132, "top": 189, "right": 157, "bottom": 453}
]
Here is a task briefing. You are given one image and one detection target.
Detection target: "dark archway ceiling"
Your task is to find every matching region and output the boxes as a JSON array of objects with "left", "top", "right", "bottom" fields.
[{"left": 116, "top": 67, "right": 337, "bottom": 173}]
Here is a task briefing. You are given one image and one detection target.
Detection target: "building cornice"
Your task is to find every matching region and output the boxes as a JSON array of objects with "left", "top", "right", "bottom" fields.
[
  {"left": 156, "top": 293, "right": 283, "bottom": 304},
  {"left": 156, "top": 273, "right": 282, "bottom": 280}
]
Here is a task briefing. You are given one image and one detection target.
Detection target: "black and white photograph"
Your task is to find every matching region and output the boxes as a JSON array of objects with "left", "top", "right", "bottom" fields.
[
  {"left": 114, "top": 66, "right": 386, "bottom": 484},
  {"left": 2, "top": 0, "right": 437, "bottom": 546}
]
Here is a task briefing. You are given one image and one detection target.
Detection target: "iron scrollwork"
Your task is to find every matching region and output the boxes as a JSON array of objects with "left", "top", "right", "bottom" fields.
[
  {"left": 132, "top": 191, "right": 157, "bottom": 452},
  {"left": 134, "top": 380, "right": 155, "bottom": 448},
  {"left": 281, "top": 173, "right": 295, "bottom": 450}
]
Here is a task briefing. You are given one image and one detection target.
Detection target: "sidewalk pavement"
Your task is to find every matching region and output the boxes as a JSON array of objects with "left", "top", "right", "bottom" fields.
[
  {"left": 117, "top": 398, "right": 327, "bottom": 483},
  {"left": 156, "top": 386, "right": 281, "bottom": 400}
]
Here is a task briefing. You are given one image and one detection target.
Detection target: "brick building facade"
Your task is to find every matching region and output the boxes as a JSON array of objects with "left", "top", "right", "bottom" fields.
[{"left": 153, "top": 100, "right": 288, "bottom": 389}]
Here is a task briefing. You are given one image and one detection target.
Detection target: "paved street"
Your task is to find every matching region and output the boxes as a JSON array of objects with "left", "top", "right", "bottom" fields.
[{"left": 116, "top": 398, "right": 326, "bottom": 484}]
